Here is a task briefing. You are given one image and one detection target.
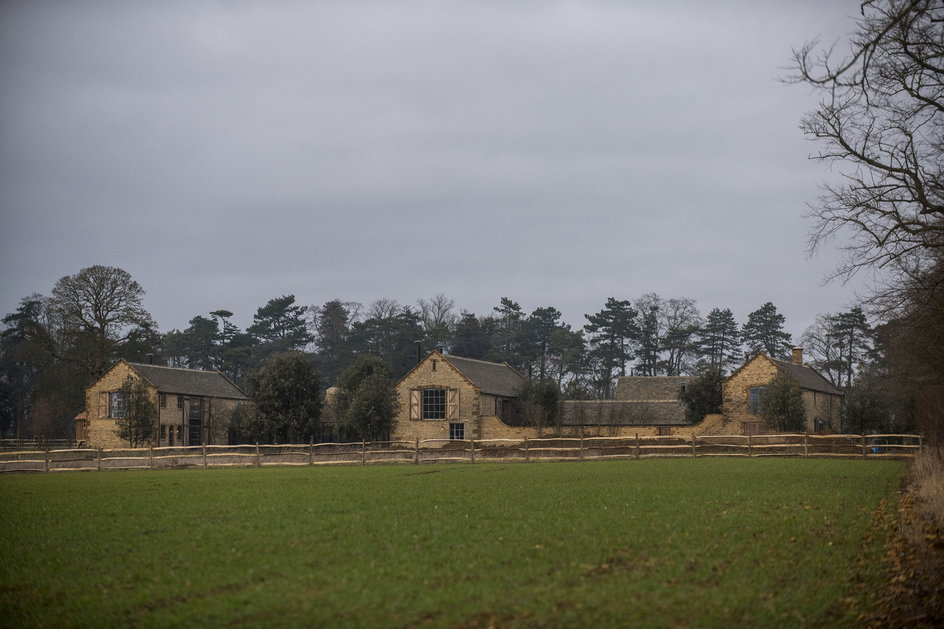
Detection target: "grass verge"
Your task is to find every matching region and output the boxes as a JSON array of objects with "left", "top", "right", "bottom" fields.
[{"left": 0, "top": 458, "right": 903, "bottom": 627}]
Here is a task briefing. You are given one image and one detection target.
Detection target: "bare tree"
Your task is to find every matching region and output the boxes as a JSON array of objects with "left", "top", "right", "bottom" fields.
[
  {"left": 788, "top": 0, "right": 943, "bottom": 302},
  {"left": 416, "top": 293, "right": 457, "bottom": 350},
  {"left": 51, "top": 266, "right": 154, "bottom": 375}
]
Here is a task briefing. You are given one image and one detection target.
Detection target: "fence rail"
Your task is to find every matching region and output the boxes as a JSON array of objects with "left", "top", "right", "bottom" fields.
[{"left": 0, "top": 433, "right": 922, "bottom": 473}]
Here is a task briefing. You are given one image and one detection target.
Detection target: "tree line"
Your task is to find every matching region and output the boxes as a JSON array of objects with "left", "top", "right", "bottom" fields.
[{"left": 0, "top": 263, "right": 909, "bottom": 441}]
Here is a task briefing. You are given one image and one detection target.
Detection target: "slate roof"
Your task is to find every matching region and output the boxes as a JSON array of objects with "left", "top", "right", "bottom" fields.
[
  {"left": 442, "top": 355, "right": 526, "bottom": 398},
  {"left": 769, "top": 358, "right": 842, "bottom": 396},
  {"left": 559, "top": 400, "right": 690, "bottom": 426},
  {"left": 615, "top": 376, "right": 690, "bottom": 400},
  {"left": 127, "top": 362, "right": 249, "bottom": 400}
]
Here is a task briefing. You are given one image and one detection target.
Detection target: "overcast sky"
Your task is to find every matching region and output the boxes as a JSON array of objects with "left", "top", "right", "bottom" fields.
[{"left": 0, "top": 1, "right": 867, "bottom": 339}]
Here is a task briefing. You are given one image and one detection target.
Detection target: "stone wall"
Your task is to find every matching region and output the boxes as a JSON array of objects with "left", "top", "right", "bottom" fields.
[
  {"left": 723, "top": 355, "right": 779, "bottom": 430},
  {"left": 85, "top": 361, "right": 158, "bottom": 449},
  {"left": 86, "top": 362, "right": 248, "bottom": 448},
  {"left": 393, "top": 356, "right": 481, "bottom": 441},
  {"left": 802, "top": 390, "right": 841, "bottom": 432},
  {"left": 723, "top": 355, "right": 842, "bottom": 433}
]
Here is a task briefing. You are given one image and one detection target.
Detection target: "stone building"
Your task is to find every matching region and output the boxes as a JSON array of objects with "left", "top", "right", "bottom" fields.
[
  {"left": 392, "top": 351, "right": 527, "bottom": 442},
  {"left": 723, "top": 348, "right": 842, "bottom": 434},
  {"left": 558, "top": 376, "right": 692, "bottom": 436},
  {"left": 83, "top": 359, "right": 250, "bottom": 448},
  {"left": 393, "top": 353, "right": 701, "bottom": 441}
]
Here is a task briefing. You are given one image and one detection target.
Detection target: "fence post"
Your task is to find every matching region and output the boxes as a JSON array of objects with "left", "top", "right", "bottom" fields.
[
  {"left": 202, "top": 444, "right": 208, "bottom": 469},
  {"left": 309, "top": 438, "right": 314, "bottom": 466},
  {"left": 525, "top": 437, "right": 530, "bottom": 462},
  {"left": 635, "top": 433, "right": 640, "bottom": 460},
  {"left": 470, "top": 438, "right": 475, "bottom": 464},
  {"left": 362, "top": 440, "right": 366, "bottom": 466},
  {"left": 579, "top": 435, "right": 584, "bottom": 461},
  {"left": 97, "top": 447, "right": 103, "bottom": 471},
  {"left": 862, "top": 434, "right": 867, "bottom": 459},
  {"left": 803, "top": 433, "right": 809, "bottom": 458},
  {"left": 691, "top": 433, "right": 696, "bottom": 458},
  {"left": 44, "top": 449, "right": 49, "bottom": 473},
  {"left": 255, "top": 442, "right": 261, "bottom": 467},
  {"left": 414, "top": 437, "right": 419, "bottom": 465},
  {"left": 748, "top": 434, "right": 752, "bottom": 458},
  {"left": 148, "top": 444, "right": 153, "bottom": 469}
]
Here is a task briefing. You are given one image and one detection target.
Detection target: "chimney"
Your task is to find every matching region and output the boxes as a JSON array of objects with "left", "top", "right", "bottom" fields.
[
  {"left": 791, "top": 347, "right": 803, "bottom": 365},
  {"left": 415, "top": 341, "right": 423, "bottom": 365}
]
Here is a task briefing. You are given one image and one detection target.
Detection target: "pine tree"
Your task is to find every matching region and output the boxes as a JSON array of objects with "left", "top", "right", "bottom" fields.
[{"left": 742, "top": 302, "right": 792, "bottom": 359}]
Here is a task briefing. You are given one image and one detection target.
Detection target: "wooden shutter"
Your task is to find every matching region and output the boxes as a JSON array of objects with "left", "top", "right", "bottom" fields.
[
  {"left": 98, "top": 392, "right": 109, "bottom": 418},
  {"left": 410, "top": 389, "right": 421, "bottom": 420},
  {"left": 447, "top": 389, "right": 459, "bottom": 420}
]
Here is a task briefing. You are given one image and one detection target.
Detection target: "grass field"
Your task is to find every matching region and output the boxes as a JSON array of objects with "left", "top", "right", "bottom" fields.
[{"left": 0, "top": 459, "right": 904, "bottom": 627}]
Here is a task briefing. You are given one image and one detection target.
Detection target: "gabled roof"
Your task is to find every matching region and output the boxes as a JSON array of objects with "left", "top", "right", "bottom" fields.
[
  {"left": 440, "top": 354, "right": 526, "bottom": 397},
  {"left": 560, "top": 400, "right": 690, "bottom": 426},
  {"left": 768, "top": 358, "right": 842, "bottom": 396},
  {"left": 615, "top": 376, "right": 690, "bottom": 401},
  {"left": 127, "top": 362, "right": 249, "bottom": 400}
]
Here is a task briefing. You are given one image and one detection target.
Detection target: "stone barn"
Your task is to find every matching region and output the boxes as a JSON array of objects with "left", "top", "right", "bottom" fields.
[
  {"left": 84, "top": 359, "right": 250, "bottom": 449},
  {"left": 723, "top": 348, "right": 842, "bottom": 434}
]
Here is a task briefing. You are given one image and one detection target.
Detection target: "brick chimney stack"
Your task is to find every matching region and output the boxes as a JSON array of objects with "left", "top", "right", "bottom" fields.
[{"left": 791, "top": 347, "right": 804, "bottom": 365}]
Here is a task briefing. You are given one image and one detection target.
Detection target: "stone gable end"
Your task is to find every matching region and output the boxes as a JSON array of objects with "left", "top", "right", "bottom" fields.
[
  {"left": 85, "top": 361, "right": 158, "bottom": 449},
  {"left": 393, "top": 354, "right": 481, "bottom": 441}
]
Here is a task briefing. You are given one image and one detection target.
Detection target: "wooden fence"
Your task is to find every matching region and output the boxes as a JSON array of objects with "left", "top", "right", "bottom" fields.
[{"left": 0, "top": 433, "right": 922, "bottom": 473}]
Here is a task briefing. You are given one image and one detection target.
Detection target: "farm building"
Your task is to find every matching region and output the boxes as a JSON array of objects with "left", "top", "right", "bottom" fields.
[
  {"left": 558, "top": 376, "right": 692, "bottom": 436},
  {"left": 392, "top": 351, "right": 527, "bottom": 442},
  {"left": 722, "top": 348, "right": 842, "bottom": 434},
  {"left": 83, "top": 359, "right": 250, "bottom": 449},
  {"left": 393, "top": 353, "right": 701, "bottom": 441}
]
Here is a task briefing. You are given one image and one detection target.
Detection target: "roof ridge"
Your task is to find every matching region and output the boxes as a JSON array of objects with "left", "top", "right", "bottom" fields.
[
  {"left": 442, "top": 354, "right": 509, "bottom": 368},
  {"left": 128, "top": 362, "right": 216, "bottom": 373}
]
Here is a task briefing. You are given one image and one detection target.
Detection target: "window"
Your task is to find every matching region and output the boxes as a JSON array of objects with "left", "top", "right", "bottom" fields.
[
  {"left": 410, "top": 388, "right": 458, "bottom": 420},
  {"left": 109, "top": 392, "right": 130, "bottom": 418},
  {"left": 160, "top": 425, "right": 166, "bottom": 440},
  {"left": 449, "top": 423, "right": 465, "bottom": 440},
  {"left": 422, "top": 388, "right": 446, "bottom": 419},
  {"left": 177, "top": 396, "right": 184, "bottom": 409},
  {"left": 749, "top": 387, "right": 767, "bottom": 415},
  {"left": 159, "top": 393, "right": 166, "bottom": 408},
  {"left": 658, "top": 426, "right": 672, "bottom": 436}
]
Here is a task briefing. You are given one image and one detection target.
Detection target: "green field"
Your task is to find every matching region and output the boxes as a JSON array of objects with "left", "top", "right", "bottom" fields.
[{"left": 0, "top": 459, "right": 903, "bottom": 627}]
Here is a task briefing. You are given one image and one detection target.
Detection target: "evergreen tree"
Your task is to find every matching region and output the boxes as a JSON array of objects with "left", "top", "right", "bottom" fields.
[
  {"left": 583, "top": 297, "right": 638, "bottom": 397},
  {"left": 248, "top": 295, "right": 313, "bottom": 359},
  {"left": 742, "top": 302, "right": 792, "bottom": 359},
  {"left": 759, "top": 372, "right": 806, "bottom": 432},
  {"left": 679, "top": 368, "right": 724, "bottom": 423},
  {"left": 246, "top": 352, "right": 321, "bottom": 443},
  {"left": 313, "top": 300, "right": 356, "bottom": 386},
  {"left": 698, "top": 308, "right": 742, "bottom": 373},
  {"left": 336, "top": 355, "right": 399, "bottom": 441},
  {"left": 488, "top": 298, "right": 527, "bottom": 371},
  {"left": 523, "top": 306, "right": 563, "bottom": 381},
  {"left": 450, "top": 312, "right": 490, "bottom": 359}
]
